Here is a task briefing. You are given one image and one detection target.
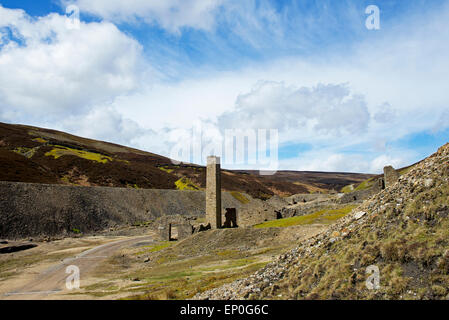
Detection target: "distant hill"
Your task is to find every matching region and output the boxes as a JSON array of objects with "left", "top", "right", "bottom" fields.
[{"left": 0, "top": 122, "right": 373, "bottom": 199}]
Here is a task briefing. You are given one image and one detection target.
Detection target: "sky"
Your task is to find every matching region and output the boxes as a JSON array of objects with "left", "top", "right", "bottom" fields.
[{"left": 0, "top": 0, "right": 448, "bottom": 173}]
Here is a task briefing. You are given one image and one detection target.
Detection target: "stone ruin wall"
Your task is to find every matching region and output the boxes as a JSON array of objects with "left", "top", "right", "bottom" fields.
[{"left": 0, "top": 181, "right": 255, "bottom": 239}]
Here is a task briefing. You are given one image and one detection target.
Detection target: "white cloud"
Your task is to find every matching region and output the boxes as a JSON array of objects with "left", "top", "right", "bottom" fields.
[
  {"left": 217, "top": 81, "right": 370, "bottom": 137},
  {"left": 278, "top": 150, "right": 409, "bottom": 174},
  {"left": 369, "top": 154, "right": 405, "bottom": 173},
  {"left": 0, "top": 5, "right": 145, "bottom": 123},
  {"left": 64, "top": 0, "right": 224, "bottom": 33}
]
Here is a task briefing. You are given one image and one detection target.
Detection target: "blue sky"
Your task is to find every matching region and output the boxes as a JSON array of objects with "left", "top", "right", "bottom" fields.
[{"left": 0, "top": 0, "right": 448, "bottom": 173}]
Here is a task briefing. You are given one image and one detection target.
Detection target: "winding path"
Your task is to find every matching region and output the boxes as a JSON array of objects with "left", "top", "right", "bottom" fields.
[{"left": 2, "top": 235, "right": 155, "bottom": 300}]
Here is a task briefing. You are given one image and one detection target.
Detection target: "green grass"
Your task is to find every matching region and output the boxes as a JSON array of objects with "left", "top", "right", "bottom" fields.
[
  {"left": 341, "top": 177, "right": 375, "bottom": 193},
  {"left": 45, "top": 145, "right": 112, "bottom": 163},
  {"left": 13, "top": 147, "right": 37, "bottom": 158},
  {"left": 158, "top": 166, "right": 174, "bottom": 174},
  {"left": 230, "top": 191, "right": 250, "bottom": 204},
  {"left": 175, "top": 177, "right": 200, "bottom": 190},
  {"left": 32, "top": 137, "right": 48, "bottom": 143},
  {"left": 254, "top": 205, "right": 356, "bottom": 229},
  {"left": 353, "top": 178, "right": 374, "bottom": 191},
  {"left": 135, "top": 241, "right": 174, "bottom": 255},
  {"left": 341, "top": 184, "right": 354, "bottom": 193}
]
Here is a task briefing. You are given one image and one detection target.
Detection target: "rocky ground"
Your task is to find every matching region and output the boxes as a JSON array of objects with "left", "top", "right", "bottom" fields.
[{"left": 196, "top": 143, "right": 449, "bottom": 300}]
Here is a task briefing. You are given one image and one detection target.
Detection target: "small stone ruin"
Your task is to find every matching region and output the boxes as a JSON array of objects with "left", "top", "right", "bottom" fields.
[
  {"left": 383, "top": 165, "right": 399, "bottom": 188},
  {"left": 157, "top": 215, "right": 194, "bottom": 241}
]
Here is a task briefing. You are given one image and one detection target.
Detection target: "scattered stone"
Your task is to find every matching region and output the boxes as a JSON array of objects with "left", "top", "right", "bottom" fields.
[
  {"left": 424, "top": 178, "right": 434, "bottom": 188},
  {"left": 353, "top": 211, "right": 366, "bottom": 220}
]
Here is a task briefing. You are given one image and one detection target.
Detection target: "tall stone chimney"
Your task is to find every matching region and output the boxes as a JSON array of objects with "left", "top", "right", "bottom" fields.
[{"left": 206, "top": 156, "right": 222, "bottom": 228}]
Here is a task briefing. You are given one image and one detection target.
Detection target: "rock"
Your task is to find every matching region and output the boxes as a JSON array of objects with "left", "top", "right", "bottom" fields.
[
  {"left": 331, "top": 231, "right": 340, "bottom": 238},
  {"left": 144, "top": 257, "right": 150, "bottom": 263},
  {"left": 354, "top": 211, "right": 366, "bottom": 220},
  {"left": 424, "top": 178, "right": 434, "bottom": 188}
]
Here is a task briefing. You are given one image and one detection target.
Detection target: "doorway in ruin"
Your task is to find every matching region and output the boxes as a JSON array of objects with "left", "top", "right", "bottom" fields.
[
  {"left": 168, "top": 223, "right": 178, "bottom": 241},
  {"left": 223, "top": 208, "right": 238, "bottom": 228},
  {"left": 379, "top": 178, "right": 385, "bottom": 190}
]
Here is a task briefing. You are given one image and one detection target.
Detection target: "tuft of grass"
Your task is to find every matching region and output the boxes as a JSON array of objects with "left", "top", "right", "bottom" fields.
[
  {"left": 341, "top": 184, "right": 354, "bottom": 193},
  {"left": 254, "top": 205, "right": 356, "bottom": 229},
  {"left": 158, "top": 166, "right": 174, "bottom": 174},
  {"left": 32, "top": 137, "right": 48, "bottom": 143},
  {"left": 353, "top": 178, "right": 374, "bottom": 191},
  {"left": 135, "top": 241, "right": 174, "bottom": 255},
  {"left": 45, "top": 145, "right": 112, "bottom": 163},
  {"left": 230, "top": 191, "right": 250, "bottom": 204},
  {"left": 175, "top": 177, "right": 200, "bottom": 190},
  {"left": 13, "top": 147, "right": 37, "bottom": 158}
]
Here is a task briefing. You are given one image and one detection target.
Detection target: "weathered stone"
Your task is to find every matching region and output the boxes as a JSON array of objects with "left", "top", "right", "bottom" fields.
[
  {"left": 354, "top": 211, "right": 366, "bottom": 220},
  {"left": 424, "top": 178, "right": 434, "bottom": 188},
  {"left": 177, "top": 223, "right": 194, "bottom": 240},
  {"left": 206, "top": 156, "right": 222, "bottom": 229},
  {"left": 384, "top": 165, "right": 399, "bottom": 188},
  {"left": 158, "top": 225, "right": 171, "bottom": 241}
]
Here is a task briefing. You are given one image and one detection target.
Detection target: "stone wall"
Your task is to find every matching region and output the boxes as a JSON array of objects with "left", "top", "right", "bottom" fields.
[
  {"left": 338, "top": 178, "right": 383, "bottom": 204},
  {"left": 384, "top": 165, "right": 399, "bottom": 188},
  {"left": 0, "top": 181, "right": 248, "bottom": 239}
]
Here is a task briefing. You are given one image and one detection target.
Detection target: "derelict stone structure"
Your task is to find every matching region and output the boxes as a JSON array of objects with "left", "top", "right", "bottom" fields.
[
  {"left": 338, "top": 177, "right": 384, "bottom": 204},
  {"left": 384, "top": 165, "right": 399, "bottom": 188},
  {"left": 158, "top": 224, "right": 171, "bottom": 241},
  {"left": 0, "top": 181, "right": 254, "bottom": 239},
  {"left": 157, "top": 215, "right": 194, "bottom": 241},
  {"left": 206, "top": 156, "right": 222, "bottom": 229},
  {"left": 223, "top": 208, "right": 238, "bottom": 228}
]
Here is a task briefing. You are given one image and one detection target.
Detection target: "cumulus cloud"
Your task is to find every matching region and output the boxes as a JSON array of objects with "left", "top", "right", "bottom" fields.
[
  {"left": 0, "top": 5, "right": 145, "bottom": 123},
  {"left": 217, "top": 81, "right": 370, "bottom": 137},
  {"left": 278, "top": 150, "right": 409, "bottom": 174},
  {"left": 373, "top": 102, "right": 397, "bottom": 123},
  {"left": 64, "top": 0, "right": 223, "bottom": 33}
]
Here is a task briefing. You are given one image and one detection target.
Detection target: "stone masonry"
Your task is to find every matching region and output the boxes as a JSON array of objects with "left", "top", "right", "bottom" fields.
[
  {"left": 206, "top": 156, "right": 222, "bottom": 229},
  {"left": 384, "top": 165, "right": 399, "bottom": 188}
]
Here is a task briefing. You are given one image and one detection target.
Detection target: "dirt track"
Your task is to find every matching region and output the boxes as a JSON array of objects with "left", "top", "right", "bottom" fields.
[{"left": 1, "top": 235, "right": 155, "bottom": 300}]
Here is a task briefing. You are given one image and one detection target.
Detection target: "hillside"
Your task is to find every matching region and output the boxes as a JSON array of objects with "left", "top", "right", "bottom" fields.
[
  {"left": 197, "top": 143, "right": 449, "bottom": 299},
  {"left": 0, "top": 122, "right": 372, "bottom": 199}
]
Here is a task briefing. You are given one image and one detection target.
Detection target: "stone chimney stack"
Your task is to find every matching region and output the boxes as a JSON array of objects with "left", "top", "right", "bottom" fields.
[{"left": 206, "top": 156, "right": 222, "bottom": 228}]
